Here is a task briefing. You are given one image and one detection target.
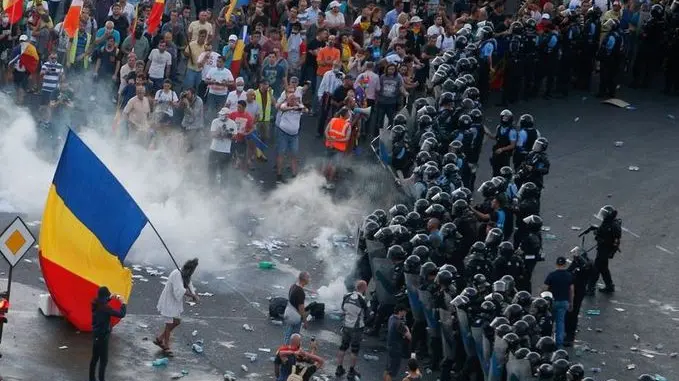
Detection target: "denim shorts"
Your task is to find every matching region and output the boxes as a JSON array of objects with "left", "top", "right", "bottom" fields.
[{"left": 276, "top": 128, "right": 299, "bottom": 155}]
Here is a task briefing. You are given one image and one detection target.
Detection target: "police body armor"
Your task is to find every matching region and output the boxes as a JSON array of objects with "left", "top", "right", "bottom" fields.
[
  {"left": 469, "top": 122, "right": 484, "bottom": 165},
  {"left": 464, "top": 253, "right": 493, "bottom": 283},
  {"left": 518, "top": 151, "right": 549, "bottom": 189},
  {"left": 595, "top": 218, "right": 622, "bottom": 256},
  {"left": 454, "top": 214, "right": 478, "bottom": 265},
  {"left": 598, "top": 30, "right": 623, "bottom": 59},
  {"left": 439, "top": 290, "right": 458, "bottom": 360},
  {"left": 508, "top": 35, "right": 525, "bottom": 64},
  {"left": 493, "top": 125, "right": 512, "bottom": 154},
  {"left": 405, "top": 273, "right": 425, "bottom": 322}
]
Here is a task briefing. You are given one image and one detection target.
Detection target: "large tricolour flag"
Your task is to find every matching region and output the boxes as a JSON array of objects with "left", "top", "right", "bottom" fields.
[
  {"left": 147, "top": 0, "right": 164, "bottom": 35},
  {"left": 63, "top": 0, "right": 84, "bottom": 38},
  {"left": 39, "top": 131, "right": 148, "bottom": 331},
  {"left": 2, "top": 0, "right": 22, "bottom": 24}
]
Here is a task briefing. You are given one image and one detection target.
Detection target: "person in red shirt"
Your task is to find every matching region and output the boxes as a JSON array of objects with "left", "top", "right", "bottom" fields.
[
  {"left": 274, "top": 333, "right": 325, "bottom": 381},
  {"left": 229, "top": 100, "right": 255, "bottom": 170}
]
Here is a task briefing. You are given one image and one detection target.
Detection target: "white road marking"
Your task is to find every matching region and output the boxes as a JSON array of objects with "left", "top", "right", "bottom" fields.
[{"left": 655, "top": 245, "right": 675, "bottom": 255}]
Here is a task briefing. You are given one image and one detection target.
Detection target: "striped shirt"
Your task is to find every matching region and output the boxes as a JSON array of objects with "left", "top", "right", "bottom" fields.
[{"left": 41, "top": 62, "right": 63, "bottom": 92}]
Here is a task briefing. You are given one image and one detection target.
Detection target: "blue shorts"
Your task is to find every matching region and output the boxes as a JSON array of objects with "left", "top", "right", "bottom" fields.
[{"left": 276, "top": 128, "right": 299, "bottom": 155}]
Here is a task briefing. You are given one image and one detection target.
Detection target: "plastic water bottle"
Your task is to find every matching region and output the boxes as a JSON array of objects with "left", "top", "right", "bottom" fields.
[
  {"left": 192, "top": 343, "right": 204, "bottom": 354},
  {"left": 152, "top": 357, "right": 169, "bottom": 366},
  {"left": 258, "top": 261, "right": 275, "bottom": 269},
  {"left": 362, "top": 354, "right": 379, "bottom": 361}
]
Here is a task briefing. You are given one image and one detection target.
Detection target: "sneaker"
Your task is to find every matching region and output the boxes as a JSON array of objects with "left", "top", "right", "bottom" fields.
[
  {"left": 598, "top": 285, "right": 615, "bottom": 293},
  {"left": 335, "top": 365, "right": 346, "bottom": 377}
]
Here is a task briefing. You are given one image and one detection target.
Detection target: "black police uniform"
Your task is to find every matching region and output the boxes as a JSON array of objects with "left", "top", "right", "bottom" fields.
[
  {"left": 631, "top": 10, "right": 665, "bottom": 88},
  {"left": 588, "top": 218, "right": 621, "bottom": 293},
  {"left": 516, "top": 150, "right": 550, "bottom": 190},
  {"left": 537, "top": 29, "right": 560, "bottom": 98},
  {"left": 558, "top": 22, "right": 580, "bottom": 96},
  {"left": 478, "top": 37, "right": 497, "bottom": 105},
  {"left": 523, "top": 26, "right": 540, "bottom": 98},
  {"left": 565, "top": 253, "right": 592, "bottom": 344},
  {"left": 502, "top": 31, "right": 525, "bottom": 105},
  {"left": 577, "top": 15, "right": 601, "bottom": 90},
  {"left": 518, "top": 230, "right": 542, "bottom": 292},
  {"left": 490, "top": 125, "right": 514, "bottom": 176},
  {"left": 513, "top": 126, "right": 539, "bottom": 170},
  {"left": 597, "top": 28, "right": 624, "bottom": 98}
]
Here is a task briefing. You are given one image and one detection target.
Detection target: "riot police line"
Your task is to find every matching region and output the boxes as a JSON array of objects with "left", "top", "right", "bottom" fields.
[{"left": 347, "top": 13, "right": 634, "bottom": 381}]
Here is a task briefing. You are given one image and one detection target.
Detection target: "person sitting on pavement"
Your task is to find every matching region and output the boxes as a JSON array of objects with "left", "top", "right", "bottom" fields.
[{"left": 274, "top": 333, "right": 325, "bottom": 381}]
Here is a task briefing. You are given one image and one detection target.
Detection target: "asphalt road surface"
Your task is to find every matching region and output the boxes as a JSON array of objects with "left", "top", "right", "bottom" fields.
[{"left": 1, "top": 85, "right": 678, "bottom": 381}]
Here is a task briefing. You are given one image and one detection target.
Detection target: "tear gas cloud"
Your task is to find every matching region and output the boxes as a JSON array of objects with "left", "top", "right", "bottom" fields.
[{"left": 0, "top": 94, "right": 396, "bottom": 302}]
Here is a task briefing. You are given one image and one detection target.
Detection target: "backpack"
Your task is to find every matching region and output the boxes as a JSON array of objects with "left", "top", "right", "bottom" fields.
[
  {"left": 286, "top": 365, "right": 309, "bottom": 381},
  {"left": 269, "top": 297, "right": 288, "bottom": 320},
  {"left": 305, "top": 301, "right": 325, "bottom": 320}
]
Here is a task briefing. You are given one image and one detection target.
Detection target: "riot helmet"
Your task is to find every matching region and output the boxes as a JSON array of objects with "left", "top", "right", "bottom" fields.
[
  {"left": 389, "top": 204, "right": 409, "bottom": 219},
  {"left": 500, "top": 109, "right": 514, "bottom": 124},
  {"left": 363, "top": 220, "right": 380, "bottom": 240},
  {"left": 500, "top": 166, "right": 514, "bottom": 181},
  {"left": 449, "top": 139, "right": 464, "bottom": 154},
  {"left": 442, "top": 152, "right": 458, "bottom": 166},
  {"left": 504, "top": 303, "right": 523, "bottom": 322},
  {"left": 495, "top": 323, "right": 513, "bottom": 338},
  {"left": 566, "top": 364, "right": 585, "bottom": 380},
  {"left": 423, "top": 165, "right": 441, "bottom": 183},
  {"left": 470, "top": 108, "right": 483, "bottom": 123},
  {"left": 440, "top": 222, "right": 459, "bottom": 240},
  {"left": 419, "top": 261, "right": 438, "bottom": 278},
  {"left": 537, "top": 364, "right": 554, "bottom": 379},
  {"left": 393, "top": 113, "right": 408, "bottom": 126},
  {"left": 452, "top": 199, "right": 469, "bottom": 215},
  {"left": 374, "top": 226, "right": 394, "bottom": 244},
  {"left": 513, "top": 291, "right": 533, "bottom": 309},
  {"left": 417, "top": 114, "right": 433, "bottom": 129},
  {"left": 455, "top": 35, "right": 468, "bottom": 49},
  {"left": 414, "top": 199, "right": 430, "bottom": 215},
  {"left": 439, "top": 264, "right": 458, "bottom": 279},
  {"left": 517, "top": 182, "right": 539, "bottom": 199},
  {"left": 373, "top": 209, "right": 388, "bottom": 226},
  {"left": 470, "top": 241, "right": 486, "bottom": 255},
  {"left": 596, "top": 204, "right": 618, "bottom": 221},
  {"left": 431, "top": 192, "right": 452, "bottom": 210},
  {"left": 439, "top": 92, "right": 455, "bottom": 107},
  {"left": 392, "top": 125, "right": 406, "bottom": 141},
  {"left": 425, "top": 204, "right": 446, "bottom": 220},
  {"left": 492, "top": 280, "right": 507, "bottom": 293},
  {"left": 463, "top": 86, "right": 480, "bottom": 101},
  {"left": 532, "top": 137, "right": 548, "bottom": 152},
  {"left": 512, "top": 319, "right": 529, "bottom": 336},
  {"left": 531, "top": 297, "right": 549, "bottom": 314},
  {"left": 485, "top": 228, "right": 503, "bottom": 246},
  {"left": 435, "top": 269, "right": 454, "bottom": 287},
  {"left": 425, "top": 186, "right": 442, "bottom": 201},
  {"left": 519, "top": 113, "right": 535, "bottom": 128},
  {"left": 460, "top": 97, "right": 475, "bottom": 111},
  {"left": 412, "top": 245, "right": 430, "bottom": 261},
  {"left": 390, "top": 215, "right": 407, "bottom": 226},
  {"left": 415, "top": 150, "right": 432, "bottom": 166},
  {"left": 478, "top": 181, "right": 497, "bottom": 198},
  {"left": 514, "top": 347, "right": 530, "bottom": 360},
  {"left": 551, "top": 349, "right": 570, "bottom": 362},
  {"left": 536, "top": 336, "right": 557, "bottom": 354},
  {"left": 405, "top": 211, "right": 423, "bottom": 231},
  {"left": 498, "top": 241, "right": 514, "bottom": 257},
  {"left": 522, "top": 214, "right": 543, "bottom": 230},
  {"left": 511, "top": 21, "right": 524, "bottom": 35},
  {"left": 553, "top": 359, "right": 570, "bottom": 376},
  {"left": 409, "top": 233, "right": 430, "bottom": 248},
  {"left": 387, "top": 245, "right": 407, "bottom": 261},
  {"left": 500, "top": 275, "right": 516, "bottom": 291},
  {"left": 458, "top": 114, "right": 472, "bottom": 129},
  {"left": 490, "top": 316, "right": 510, "bottom": 329},
  {"left": 651, "top": 4, "right": 664, "bottom": 19},
  {"left": 404, "top": 254, "right": 421, "bottom": 274}
]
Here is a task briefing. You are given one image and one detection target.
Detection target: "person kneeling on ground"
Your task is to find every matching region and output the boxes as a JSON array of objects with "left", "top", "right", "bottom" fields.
[{"left": 275, "top": 333, "right": 325, "bottom": 381}]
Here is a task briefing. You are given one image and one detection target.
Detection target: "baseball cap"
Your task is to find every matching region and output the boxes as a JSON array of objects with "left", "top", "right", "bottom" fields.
[
  {"left": 228, "top": 34, "right": 238, "bottom": 42},
  {"left": 410, "top": 16, "right": 423, "bottom": 23},
  {"left": 218, "top": 107, "right": 230, "bottom": 116},
  {"left": 19, "top": 34, "right": 28, "bottom": 42},
  {"left": 556, "top": 256, "right": 567, "bottom": 266},
  {"left": 541, "top": 13, "right": 551, "bottom": 20}
]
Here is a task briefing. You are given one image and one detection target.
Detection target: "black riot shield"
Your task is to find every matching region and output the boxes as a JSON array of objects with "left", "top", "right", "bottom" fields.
[{"left": 372, "top": 257, "right": 396, "bottom": 305}]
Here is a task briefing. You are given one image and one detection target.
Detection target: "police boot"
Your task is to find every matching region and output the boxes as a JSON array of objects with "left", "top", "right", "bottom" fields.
[{"left": 598, "top": 284, "right": 615, "bottom": 293}]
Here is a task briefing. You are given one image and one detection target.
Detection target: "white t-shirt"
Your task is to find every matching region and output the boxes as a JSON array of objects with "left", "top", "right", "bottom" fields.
[
  {"left": 198, "top": 51, "right": 220, "bottom": 80},
  {"left": 205, "top": 67, "right": 234, "bottom": 96},
  {"left": 436, "top": 35, "right": 455, "bottom": 51},
  {"left": 324, "top": 11, "right": 345, "bottom": 28},
  {"left": 225, "top": 90, "right": 247, "bottom": 112},
  {"left": 427, "top": 25, "right": 445, "bottom": 37},
  {"left": 210, "top": 117, "right": 237, "bottom": 153},
  {"left": 278, "top": 106, "right": 303, "bottom": 135},
  {"left": 385, "top": 53, "right": 403, "bottom": 65},
  {"left": 147, "top": 49, "right": 172, "bottom": 79},
  {"left": 154, "top": 89, "right": 178, "bottom": 116},
  {"left": 118, "top": 64, "right": 134, "bottom": 94}
]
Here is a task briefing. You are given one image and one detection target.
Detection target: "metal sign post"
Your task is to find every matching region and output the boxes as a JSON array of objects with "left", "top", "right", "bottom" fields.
[{"left": 0, "top": 216, "right": 37, "bottom": 348}]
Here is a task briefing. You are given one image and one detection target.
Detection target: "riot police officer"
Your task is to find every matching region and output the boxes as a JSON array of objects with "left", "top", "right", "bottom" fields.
[
  {"left": 577, "top": 7, "right": 602, "bottom": 91},
  {"left": 596, "top": 19, "right": 624, "bottom": 98},
  {"left": 477, "top": 27, "right": 497, "bottom": 105},
  {"left": 404, "top": 255, "right": 428, "bottom": 357},
  {"left": 631, "top": 4, "right": 665, "bottom": 88},
  {"left": 587, "top": 205, "right": 621, "bottom": 295},
  {"left": 468, "top": 108, "right": 486, "bottom": 189},
  {"left": 465, "top": 241, "right": 493, "bottom": 284},
  {"left": 523, "top": 18, "right": 540, "bottom": 98},
  {"left": 492, "top": 241, "right": 526, "bottom": 285},
  {"left": 489, "top": 110, "right": 517, "bottom": 176},
  {"left": 558, "top": 10, "right": 580, "bottom": 97},
  {"left": 516, "top": 137, "right": 550, "bottom": 190},
  {"left": 435, "top": 269, "right": 459, "bottom": 381},
  {"left": 517, "top": 215, "right": 543, "bottom": 293},
  {"left": 501, "top": 21, "right": 526, "bottom": 106},
  {"left": 565, "top": 246, "right": 592, "bottom": 346},
  {"left": 513, "top": 114, "right": 540, "bottom": 170},
  {"left": 537, "top": 23, "right": 560, "bottom": 99},
  {"left": 419, "top": 261, "right": 442, "bottom": 369},
  {"left": 452, "top": 199, "right": 478, "bottom": 267},
  {"left": 514, "top": 182, "right": 541, "bottom": 245}
]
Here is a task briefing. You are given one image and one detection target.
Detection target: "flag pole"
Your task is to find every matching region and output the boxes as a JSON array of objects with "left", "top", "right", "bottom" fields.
[{"left": 146, "top": 220, "right": 181, "bottom": 272}]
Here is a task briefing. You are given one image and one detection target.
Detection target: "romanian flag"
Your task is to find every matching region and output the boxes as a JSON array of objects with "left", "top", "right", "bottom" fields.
[
  {"left": 230, "top": 26, "right": 247, "bottom": 78},
  {"left": 246, "top": 130, "right": 267, "bottom": 161},
  {"left": 39, "top": 131, "right": 148, "bottom": 332},
  {"left": 62, "top": 0, "right": 83, "bottom": 38},
  {"left": 2, "top": 0, "right": 22, "bottom": 24},
  {"left": 11, "top": 42, "right": 40, "bottom": 74},
  {"left": 146, "top": 0, "right": 164, "bottom": 35}
]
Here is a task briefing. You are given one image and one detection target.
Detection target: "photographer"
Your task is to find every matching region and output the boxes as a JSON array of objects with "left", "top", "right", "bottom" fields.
[
  {"left": 180, "top": 88, "right": 205, "bottom": 152},
  {"left": 208, "top": 107, "right": 237, "bottom": 186}
]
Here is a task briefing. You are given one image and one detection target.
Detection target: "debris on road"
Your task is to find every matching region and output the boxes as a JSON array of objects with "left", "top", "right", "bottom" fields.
[
  {"left": 670, "top": 352, "right": 678, "bottom": 358},
  {"left": 627, "top": 364, "right": 636, "bottom": 370},
  {"left": 634, "top": 334, "right": 640, "bottom": 341},
  {"left": 137, "top": 323, "right": 148, "bottom": 329},
  {"left": 363, "top": 354, "right": 379, "bottom": 361},
  {"left": 668, "top": 114, "right": 676, "bottom": 120},
  {"left": 571, "top": 226, "right": 582, "bottom": 231},
  {"left": 628, "top": 166, "right": 640, "bottom": 171},
  {"left": 224, "top": 371, "right": 237, "bottom": 381},
  {"left": 615, "top": 141, "right": 624, "bottom": 147},
  {"left": 614, "top": 308, "right": 626, "bottom": 312},
  {"left": 244, "top": 352, "right": 257, "bottom": 362},
  {"left": 242, "top": 324, "right": 254, "bottom": 331},
  {"left": 590, "top": 367, "right": 601, "bottom": 373},
  {"left": 270, "top": 320, "right": 283, "bottom": 326},
  {"left": 541, "top": 226, "right": 551, "bottom": 232},
  {"left": 216, "top": 276, "right": 226, "bottom": 280},
  {"left": 152, "top": 358, "right": 169, "bottom": 367},
  {"left": 642, "top": 353, "right": 655, "bottom": 359},
  {"left": 58, "top": 346, "right": 68, "bottom": 350},
  {"left": 241, "top": 365, "right": 249, "bottom": 372},
  {"left": 258, "top": 348, "right": 271, "bottom": 353},
  {"left": 544, "top": 234, "right": 557, "bottom": 240},
  {"left": 23, "top": 259, "right": 32, "bottom": 263},
  {"left": 192, "top": 330, "right": 198, "bottom": 337},
  {"left": 586, "top": 310, "right": 601, "bottom": 316},
  {"left": 192, "top": 343, "right": 204, "bottom": 354},
  {"left": 574, "top": 117, "right": 580, "bottom": 122},
  {"left": 197, "top": 292, "right": 213, "bottom": 297}
]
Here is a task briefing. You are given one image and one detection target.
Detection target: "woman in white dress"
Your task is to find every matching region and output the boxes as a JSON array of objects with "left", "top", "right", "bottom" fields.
[{"left": 154, "top": 258, "right": 199, "bottom": 355}]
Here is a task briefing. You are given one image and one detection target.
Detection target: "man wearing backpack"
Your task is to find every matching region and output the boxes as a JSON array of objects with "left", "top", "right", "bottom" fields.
[
  {"left": 335, "top": 280, "right": 368, "bottom": 379},
  {"left": 587, "top": 205, "right": 622, "bottom": 295}
]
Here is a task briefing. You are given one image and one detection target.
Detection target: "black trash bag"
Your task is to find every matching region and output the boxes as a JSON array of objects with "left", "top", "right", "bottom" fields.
[{"left": 269, "top": 297, "right": 288, "bottom": 320}]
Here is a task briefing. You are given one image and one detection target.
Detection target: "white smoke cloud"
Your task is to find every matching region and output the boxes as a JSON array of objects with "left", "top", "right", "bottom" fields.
[{"left": 0, "top": 93, "right": 396, "bottom": 294}]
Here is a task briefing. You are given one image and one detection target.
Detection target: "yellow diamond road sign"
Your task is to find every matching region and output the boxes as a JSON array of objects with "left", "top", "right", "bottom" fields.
[{"left": 0, "top": 217, "right": 36, "bottom": 268}]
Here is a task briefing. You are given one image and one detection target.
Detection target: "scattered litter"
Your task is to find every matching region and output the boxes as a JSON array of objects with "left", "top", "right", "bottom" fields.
[
  {"left": 655, "top": 375, "right": 667, "bottom": 381},
  {"left": 160, "top": 276, "right": 169, "bottom": 280},
  {"left": 23, "top": 259, "right": 32, "bottom": 263},
  {"left": 626, "top": 105, "right": 636, "bottom": 110},
  {"left": 273, "top": 285, "right": 285, "bottom": 289},
  {"left": 634, "top": 334, "right": 640, "bottom": 341},
  {"left": 544, "top": 234, "right": 557, "bottom": 240},
  {"left": 137, "top": 323, "right": 148, "bottom": 329},
  {"left": 362, "top": 354, "right": 379, "bottom": 361},
  {"left": 541, "top": 226, "right": 551, "bottom": 232},
  {"left": 627, "top": 364, "right": 636, "bottom": 370},
  {"left": 670, "top": 352, "right": 678, "bottom": 358},
  {"left": 270, "top": 320, "right": 283, "bottom": 326},
  {"left": 258, "top": 261, "right": 275, "bottom": 270},
  {"left": 187, "top": 301, "right": 196, "bottom": 306},
  {"left": 244, "top": 352, "right": 258, "bottom": 362},
  {"left": 614, "top": 308, "right": 626, "bottom": 312},
  {"left": 152, "top": 358, "right": 169, "bottom": 367},
  {"left": 138, "top": 278, "right": 149, "bottom": 282},
  {"left": 216, "top": 276, "right": 226, "bottom": 280},
  {"left": 132, "top": 275, "right": 144, "bottom": 279},
  {"left": 668, "top": 114, "right": 676, "bottom": 120},
  {"left": 170, "top": 372, "right": 184, "bottom": 379},
  {"left": 242, "top": 324, "right": 254, "bottom": 331},
  {"left": 586, "top": 309, "right": 601, "bottom": 316},
  {"left": 258, "top": 348, "right": 271, "bottom": 353},
  {"left": 557, "top": 214, "right": 563, "bottom": 218},
  {"left": 596, "top": 328, "right": 603, "bottom": 333},
  {"left": 631, "top": 347, "right": 639, "bottom": 352},
  {"left": 38, "top": 277, "right": 45, "bottom": 283},
  {"left": 192, "top": 330, "right": 198, "bottom": 337},
  {"left": 582, "top": 96, "right": 588, "bottom": 101},
  {"left": 642, "top": 353, "right": 655, "bottom": 359},
  {"left": 590, "top": 368, "right": 601, "bottom": 373},
  {"left": 615, "top": 141, "right": 624, "bottom": 147},
  {"left": 197, "top": 292, "right": 214, "bottom": 297},
  {"left": 628, "top": 166, "right": 640, "bottom": 171},
  {"left": 311, "top": 243, "right": 320, "bottom": 248},
  {"left": 220, "top": 341, "right": 236, "bottom": 349},
  {"left": 58, "top": 345, "right": 68, "bottom": 350},
  {"left": 224, "top": 371, "right": 237, "bottom": 381},
  {"left": 571, "top": 226, "right": 582, "bottom": 231},
  {"left": 241, "top": 365, "right": 249, "bottom": 372},
  {"left": 192, "top": 343, "right": 204, "bottom": 354},
  {"left": 656, "top": 344, "right": 664, "bottom": 350},
  {"left": 574, "top": 117, "right": 580, "bottom": 122},
  {"left": 250, "top": 302, "right": 261, "bottom": 308}
]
